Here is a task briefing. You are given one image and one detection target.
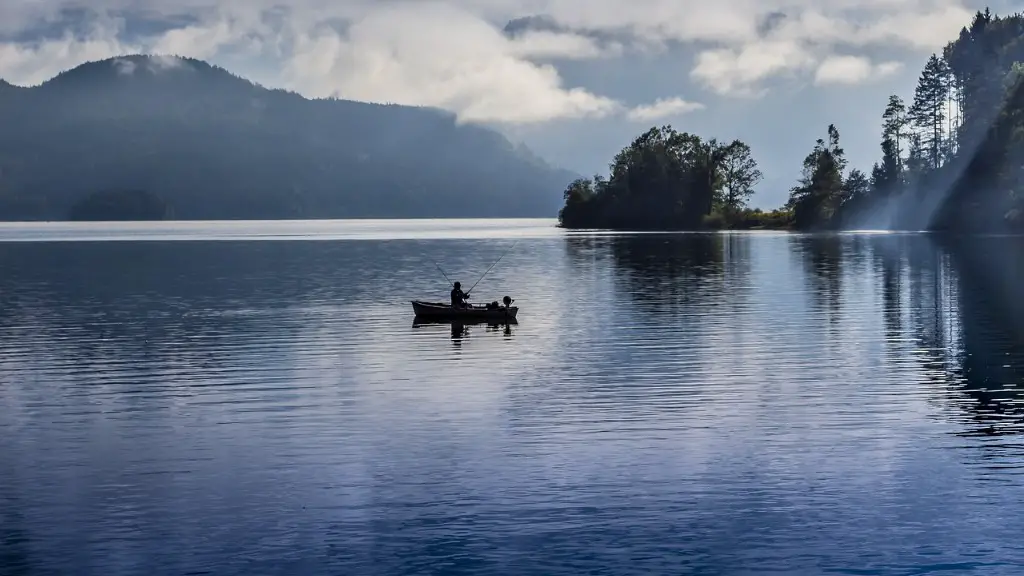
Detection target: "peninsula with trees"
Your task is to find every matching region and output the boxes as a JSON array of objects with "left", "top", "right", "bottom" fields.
[{"left": 559, "top": 8, "right": 1024, "bottom": 234}]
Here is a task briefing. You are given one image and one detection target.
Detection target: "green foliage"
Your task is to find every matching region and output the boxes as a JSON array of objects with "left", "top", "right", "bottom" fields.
[
  {"left": 909, "top": 54, "right": 951, "bottom": 170},
  {"left": 558, "top": 126, "right": 766, "bottom": 230},
  {"left": 725, "top": 208, "right": 793, "bottom": 230},
  {"left": 882, "top": 95, "right": 909, "bottom": 163},
  {"left": 815, "top": 8, "right": 1024, "bottom": 232},
  {"left": 788, "top": 124, "right": 847, "bottom": 230},
  {"left": 717, "top": 141, "right": 763, "bottom": 221}
]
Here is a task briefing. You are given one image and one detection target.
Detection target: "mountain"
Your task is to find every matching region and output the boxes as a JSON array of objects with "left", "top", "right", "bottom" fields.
[{"left": 0, "top": 55, "right": 578, "bottom": 220}]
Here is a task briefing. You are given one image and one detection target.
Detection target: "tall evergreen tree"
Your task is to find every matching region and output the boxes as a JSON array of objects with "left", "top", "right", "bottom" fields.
[
  {"left": 881, "top": 95, "right": 908, "bottom": 164},
  {"left": 871, "top": 138, "right": 902, "bottom": 195},
  {"left": 909, "top": 54, "right": 951, "bottom": 170}
]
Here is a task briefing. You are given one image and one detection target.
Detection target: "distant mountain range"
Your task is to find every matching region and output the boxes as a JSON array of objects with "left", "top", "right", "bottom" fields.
[{"left": 0, "top": 55, "right": 578, "bottom": 220}]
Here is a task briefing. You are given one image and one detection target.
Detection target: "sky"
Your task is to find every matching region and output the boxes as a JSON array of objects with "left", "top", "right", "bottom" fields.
[{"left": 0, "top": 0, "right": 1013, "bottom": 208}]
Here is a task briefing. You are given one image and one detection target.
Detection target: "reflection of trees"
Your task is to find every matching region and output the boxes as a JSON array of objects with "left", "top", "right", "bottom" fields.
[
  {"left": 533, "top": 232, "right": 738, "bottom": 425},
  {"left": 866, "top": 234, "right": 1024, "bottom": 436},
  {"left": 607, "top": 233, "right": 727, "bottom": 312},
  {"left": 610, "top": 233, "right": 724, "bottom": 278},
  {"left": 941, "top": 237, "right": 1024, "bottom": 435},
  {"left": 789, "top": 234, "right": 845, "bottom": 325},
  {"left": 562, "top": 234, "right": 612, "bottom": 270}
]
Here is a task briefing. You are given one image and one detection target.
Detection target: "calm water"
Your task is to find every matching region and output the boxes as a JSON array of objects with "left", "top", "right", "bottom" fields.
[{"left": 2, "top": 219, "right": 1024, "bottom": 575}]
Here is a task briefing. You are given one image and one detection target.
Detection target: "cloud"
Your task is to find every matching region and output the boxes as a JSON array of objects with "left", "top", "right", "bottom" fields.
[
  {"left": 0, "top": 23, "right": 137, "bottom": 86},
  {"left": 814, "top": 55, "right": 903, "bottom": 85},
  {"left": 506, "top": 30, "right": 619, "bottom": 60},
  {"left": 0, "top": 0, "right": 979, "bottom": 119},
  {"left": 626, "top": 97, "right": 705, "bottom": 122},
  {"left": 280, "top": 3, "right": 621, "bottom": 123},
  {"left": 112, "top": 56, "right": 136, "bottom": 74},
  {"left": 691, "top": 40, "right": 817, "bottom": 96}
]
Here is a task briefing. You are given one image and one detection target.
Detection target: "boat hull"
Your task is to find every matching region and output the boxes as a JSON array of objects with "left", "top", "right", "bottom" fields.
[{"left": 411, "top": 301, "right": 518, "bottom": 321}]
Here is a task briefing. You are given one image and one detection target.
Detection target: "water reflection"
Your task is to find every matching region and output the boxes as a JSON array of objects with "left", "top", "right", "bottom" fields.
[
  {"left": 4, "top": 227, "right": 1024, "bottom": 574},
  {"left": 789, "top": 235, "right": 845, "bottom": 324},
  {"left": 411, "top": 319, "right": 516, "bottom": 342},
  {"left": 609, "top": 233, "right": 725, "bottom": 279},
  {"left": 839, "top": 234, "right": 1024, "bottom": 437}
]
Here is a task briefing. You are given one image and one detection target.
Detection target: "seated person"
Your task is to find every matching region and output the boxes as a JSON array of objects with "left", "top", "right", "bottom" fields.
[{"left": 450, "top": 282, "right": 470, "bottom": 308}]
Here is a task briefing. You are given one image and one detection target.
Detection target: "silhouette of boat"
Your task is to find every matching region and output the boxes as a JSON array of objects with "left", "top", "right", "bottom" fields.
[{"left": 411, "top": 301, "right": 518, "bottom": 321}]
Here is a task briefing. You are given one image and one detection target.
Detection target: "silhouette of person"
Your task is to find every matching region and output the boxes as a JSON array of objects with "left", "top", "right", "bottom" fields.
[{"left": 450, "top": 282, "right": 470, "bottom": 308}]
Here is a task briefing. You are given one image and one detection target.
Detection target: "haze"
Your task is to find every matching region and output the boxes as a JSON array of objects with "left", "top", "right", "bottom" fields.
[{"left": 1, "top": 0, "right": 1011, "bottom": 208}]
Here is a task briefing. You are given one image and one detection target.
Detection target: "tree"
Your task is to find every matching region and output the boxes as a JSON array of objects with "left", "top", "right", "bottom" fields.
[
  {"left": 872, "top": 137, "right": 902, "bottom": 195},
  {"left": 717, "top": 140, "right": 763, "bottom": 220},
  {"left": 789, "top": 124, "right": 847, "bottom": 229},
  {"left": 881, "top": 95, "right": 908, "bottom": 164},
  {"left": 558, "top": 125, "right": 763, "bottom": 229},
  {"left": 843, "top": 9, "right": 1024, "bottom": 232},
  {"left": 840, "top": 169, "right": 871, "bottom": 206},
  {"left": 909, "top": 53, "right": 951, "bottom": 170},
  {"left": 872, "top": 97, "right": 906, "bottom": 200}
]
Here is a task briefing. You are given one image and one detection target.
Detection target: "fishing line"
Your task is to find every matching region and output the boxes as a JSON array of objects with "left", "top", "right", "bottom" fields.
[{"left": 468, "top": 240, "right": 518, "bottom": 294}]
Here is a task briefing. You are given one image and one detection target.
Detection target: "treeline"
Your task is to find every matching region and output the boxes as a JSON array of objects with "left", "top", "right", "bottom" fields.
[
  {"left": 822, "top": 8, "right": 1024, "bottom": 232},
  {"left": 558, "top": 126, "right": 789, "bottom": 229},
  {"left": 560, "top": 7, "right": 1024, "bottom": 232}
]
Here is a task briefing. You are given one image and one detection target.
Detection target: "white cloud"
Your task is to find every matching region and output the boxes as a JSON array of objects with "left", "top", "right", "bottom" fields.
[
  {"left": 814, "top": 55, "right": 903, "bottom": 85},
  {"left": 0, "top": 0, "right": 980, "bottom": 118},
  {"left": 280, "top": 3, "right": 621, "bottom": 123},
  {"left": 149, "top": 20, "right": 245, "bottom": 60},
  {"left": 626, "top": 97, "right": 705, "bottom": 122},
  {"left": 0, "top": 27, "right": 137, "bottom": 87},
  {"left": 691, "top": 40, "right": 817, "bottom": 96}
]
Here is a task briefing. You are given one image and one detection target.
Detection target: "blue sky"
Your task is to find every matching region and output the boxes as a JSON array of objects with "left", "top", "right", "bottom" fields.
[{"left": 0, "top": 0, "right": 1009, "bottom": 208}]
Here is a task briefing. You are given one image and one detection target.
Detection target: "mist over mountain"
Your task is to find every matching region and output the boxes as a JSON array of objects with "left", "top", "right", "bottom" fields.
[{"left": 0, "top": 55, "right": 578, "bottom": 220}]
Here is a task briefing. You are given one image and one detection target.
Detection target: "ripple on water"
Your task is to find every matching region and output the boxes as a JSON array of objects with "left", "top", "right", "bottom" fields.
[{"left": 2, "top": 226, "right": 1024, "bottom": 574}]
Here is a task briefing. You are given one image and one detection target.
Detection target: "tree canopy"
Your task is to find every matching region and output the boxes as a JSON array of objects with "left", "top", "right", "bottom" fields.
[{"left": 558, "top": 126, "right": 778, "bottom": 229}]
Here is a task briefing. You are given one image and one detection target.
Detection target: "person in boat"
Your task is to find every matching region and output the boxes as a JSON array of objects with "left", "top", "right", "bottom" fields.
[{"left": 450, "top": 281, "right": 471, "bottom": 308}]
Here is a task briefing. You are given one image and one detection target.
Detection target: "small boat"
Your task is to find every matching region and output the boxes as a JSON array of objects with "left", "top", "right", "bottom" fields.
[{"left": 411, "top": 300, "right": 518, "bottom": 321}]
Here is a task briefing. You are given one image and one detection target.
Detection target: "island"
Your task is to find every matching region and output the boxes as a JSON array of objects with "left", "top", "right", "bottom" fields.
[{"left": 559, "top": 8, "right": 1024, "bottom": 234}]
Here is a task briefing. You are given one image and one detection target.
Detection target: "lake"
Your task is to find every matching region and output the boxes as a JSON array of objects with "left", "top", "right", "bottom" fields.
[{"left": 1, "top": 219, "right": 1024, "bottom": 575}]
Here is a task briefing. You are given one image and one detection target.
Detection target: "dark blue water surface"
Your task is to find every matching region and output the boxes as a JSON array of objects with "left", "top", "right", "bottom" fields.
[{"left": 2, "top": 219, "right": 1024, "bottom": 575}]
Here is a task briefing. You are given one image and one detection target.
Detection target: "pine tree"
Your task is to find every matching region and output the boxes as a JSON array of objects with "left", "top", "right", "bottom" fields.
[
  {"left": 789, "top": 124, "right": 847, "bottom": 229},
  {"left": 909, "top": 54, "right": 950, "bottom": 170},
  {"left": 871, "top": 138, "right": 902, "bottom": 195},
  {"left": 881, "top": 95, "right": 908, "bottom": 165}
]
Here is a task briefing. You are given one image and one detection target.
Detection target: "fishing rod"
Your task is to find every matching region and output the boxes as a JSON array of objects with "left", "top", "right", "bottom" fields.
[
  {"left": 434, "top": 262, "right": 455, "bottom": 288},
  {"left": 467, "top": 240, "right": 518, "bottom": 294}
]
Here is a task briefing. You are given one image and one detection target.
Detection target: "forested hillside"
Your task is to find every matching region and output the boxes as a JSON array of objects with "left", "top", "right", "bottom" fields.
[
  {"left": 558, "top": 8, "right": 1024, "bottom": 233},
  {"left": 801, "top": 8, "right": 1024, "bottom": 232},
  {"left": 0, "top": 55, "right": 576, "bottom": 220}
]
